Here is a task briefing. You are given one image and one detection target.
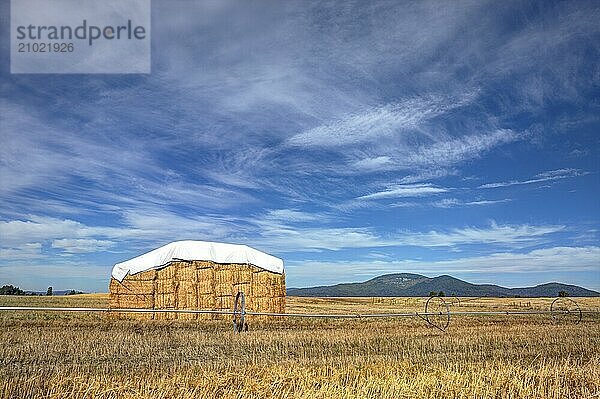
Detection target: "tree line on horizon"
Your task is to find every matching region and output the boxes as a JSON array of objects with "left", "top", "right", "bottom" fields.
[{"left": 0, "top": 285, "right": 83, "bottom": 296}]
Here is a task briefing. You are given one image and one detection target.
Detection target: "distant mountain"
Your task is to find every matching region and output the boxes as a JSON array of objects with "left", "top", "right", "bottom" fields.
[{"left": 286, "top": 273, "right": 600, "bottom": 297}]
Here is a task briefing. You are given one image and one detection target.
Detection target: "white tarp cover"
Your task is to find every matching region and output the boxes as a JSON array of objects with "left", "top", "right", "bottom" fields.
[{"left": 111, "top": 240, "right": 284, "bottom": 281}]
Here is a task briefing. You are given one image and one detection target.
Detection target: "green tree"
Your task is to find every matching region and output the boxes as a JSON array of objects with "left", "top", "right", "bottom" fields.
[
  {"left": 438, "top": 291, "right": 445, "bottom": 297},
  {"left": 429, "top": 291, "right": 437, "bottom": 297},
  {"left": 0, "top": 285, "right": 25, "bottom": 295},
  {"left": 46, "top": 286, "right": 53, "bottom": 296},
  {"left": 558, "top": 290, "right": 568, "bottom": 297}
]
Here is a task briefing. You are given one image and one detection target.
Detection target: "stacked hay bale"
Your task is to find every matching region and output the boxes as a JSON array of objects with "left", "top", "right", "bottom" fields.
[
  {"left": 251, "top": 268, "right": 286, "bottom": 315},
  {"left": 154, "top": 263, "right": 177, "bottom": 320},
  {"left": 109, "top": 269, "right": 156, "bottom": 320},
  {"left": 197, "top": 261, "right": 216, "bottom": 320},
  {"left": 109, "top": 260, "right": 285, "bottom": 320}
]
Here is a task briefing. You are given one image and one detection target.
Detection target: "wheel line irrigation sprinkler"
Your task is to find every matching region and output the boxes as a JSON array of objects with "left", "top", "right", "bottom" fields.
[{"left": 0, "top": 295, "right": 592, "bottom": 333}]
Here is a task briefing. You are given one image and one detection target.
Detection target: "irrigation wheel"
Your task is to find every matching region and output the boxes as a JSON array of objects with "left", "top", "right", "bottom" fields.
[
  {"left": 233, "top": 291, "right": 246, "bottom": 332},
  {"left": 550, "top": 297, "right": 582, "bottom": 324},
  {"left": 424, "top": 296, "right": 450, "bottom": 331}
]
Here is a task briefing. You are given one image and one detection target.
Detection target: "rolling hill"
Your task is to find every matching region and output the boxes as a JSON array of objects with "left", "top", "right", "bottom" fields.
[{"left": 286, "top": 273, "right": 600, "bottom": 297}]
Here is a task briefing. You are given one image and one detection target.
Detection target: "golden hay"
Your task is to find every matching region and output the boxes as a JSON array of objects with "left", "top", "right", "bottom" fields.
[
  {"left": 128, "top": 269, "right": 157, "bottom": 281},
  {"left": 109, "top": 260, "right": 285, "bottom": 321}
]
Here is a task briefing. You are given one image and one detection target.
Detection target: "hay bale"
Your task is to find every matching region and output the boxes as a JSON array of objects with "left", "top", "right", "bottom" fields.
[
  {"left": 272, "top": 274, "right": 286, "bottom": 297},
  {"left": 194, "top": 260, "right": 213, "bottom": 269},
  {"left": 108, "top": 290, "right": 119, "bottom": 309},
  {"left": 116, "top": 293, "right": 153, "bottom": 308},
  {"left": 156, "top": 278, "right": 176, "bottom": 294},
  {"left": 116, "top": 280, "right": 154, "bottom": 295},
  {"left": 271, "top": 296, "right": 285, "bottom": 313},
  {"left": 175, "top": 262, "right": 200, "bottom": 320},
  {"left": 154, "top": 308, "right": 177, "bottom": 320},
  {"left": 155, "top": 292, "right": 176, "bottom": 308},
  {"left": 252, "top": 271, "right": 277, "bottom": 297},
  {"left": 244, "top": 297, "right": 270, "bottom": 321},
  {"left": 199, "top": 294, "right": 215, "bottom": 308},
  {"left": 198, "top": 294, "right": 216, "bottom": 320},
  {"left": 234, "top": 265, "right": 253, "bottom": 284},
  {"left": 214, "top": 267, "right": 234, "bottom": 284},
  {"left": 177, "top": 279, "right": 197, "bottom": 305},
  {"left": 110, "top": 259, "right": 285, "bottom": 321},
  {"left": 216, "top": 295, "right": 233, "bottom": 310},
  {"left": 197, "top": 288, "right": 215, "bottom": 319},
  {"left": 197, "top": 268, "right": 214, "bottom": 294},
  {"left": 233, "top": 282, "right": 251, "bottom": 297},
  {"left": 215, "top": 282, "right": 234, "bottom": 297},
  {"left": 178, "top": 310, "right": 197, "bottom": 321},
  {"left": 128, "top": 269, "right": 157, "bottom": 281},
  {"left": 157, "top": 265, "right": 176, "bottom": 280},
  {"left": 177, "top": 264, "right": 197, "bottom": 281},
  {"left": 109, "top": 278, "right": 120, "bottom": 293}
]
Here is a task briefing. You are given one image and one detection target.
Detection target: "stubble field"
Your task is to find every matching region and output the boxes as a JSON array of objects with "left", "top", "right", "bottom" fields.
[{"left": 1, "top": 294, "right": 599, "bottom": 398}]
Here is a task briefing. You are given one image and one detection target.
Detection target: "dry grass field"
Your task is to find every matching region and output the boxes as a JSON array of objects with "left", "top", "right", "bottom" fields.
[{"left": 1, "top": 294, "right": 599, "bottom": 398}]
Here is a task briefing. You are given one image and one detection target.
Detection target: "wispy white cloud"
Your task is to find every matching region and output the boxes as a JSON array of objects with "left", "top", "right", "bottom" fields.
[
  {"left": 0, "top": 101, "right": 257, "bottom": 215},
  {"left": 0, "top": 215, "right": 142, "bottom": 247},
  {"left": 397, "top": 130, "right": 517, "bottom": 170},
  {"left": 6, "top": 197, "right": 540, "bottom": 258},
  {"left": 263, "top": 209, "right": 327, "bottom": 223},
  {"left": 248, "top": 217, "right": 563, "bottom": 252},
  {"left": 352, "top": 156, "right": 394, "bottom": 171},
  {"left": 287, "top": 93, "right": 477, "bottom": 148},
  {"left": 398, "top": 168, "right": 459, "bottom": 184},
  {"left": 390, "top": 197, "right": 511, "bottom": 208},
  {"left": 2, "top": 210, "right": 562, "bottom": 260},
  {"left": 357, "top": 184, "right": 448, "bottom": 201},
  {"left": 51, "top": 239, "right": 115, "bottom": 254},
  {"left": 390, "top": 201, "right": 421, "bottom": 208},
  {"left": 255, "top": 227, "right": 391, "bottom": 252},
  {"left": 0, "top": 211, "right": 242, "bottom": 259},
  {"left": 345, "top": 129, "right": 518, "bottom": 187},
  {"left": 569, "top": 149, "right": 589, "bottom": 158},
  {"left": 479, "top": 168, "right": 587, "bottom": 189},
  {"left": 398, "top": 222, "right": 563, "bottom": 248},
  {"left": 0, "top": 243, "right": 43, "bottom": 260},
  {"left": 431, "top": 198, "right": 512, "bottom": 208}
]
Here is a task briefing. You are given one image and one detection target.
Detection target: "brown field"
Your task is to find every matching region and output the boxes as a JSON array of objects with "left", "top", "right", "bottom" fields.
[{"left": 1, "top": 294, "right": 599, "bottom": 398}]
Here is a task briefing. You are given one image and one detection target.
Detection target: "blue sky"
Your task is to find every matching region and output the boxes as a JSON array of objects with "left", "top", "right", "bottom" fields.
[{"left": 1, "top": 0, "right": 599, "bottom": 292}]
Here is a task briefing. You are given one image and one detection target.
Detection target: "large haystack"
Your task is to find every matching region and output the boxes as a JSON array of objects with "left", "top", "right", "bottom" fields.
[{"left": 108, "top": 241, "right": 285, "bottom": 320}]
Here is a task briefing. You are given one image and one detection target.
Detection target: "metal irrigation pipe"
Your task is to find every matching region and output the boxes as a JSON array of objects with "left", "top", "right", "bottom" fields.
[
  {"left": 0, "top": 307, "right": 597, "bottom": 317},
  {"left": 0, "top": 306, "right": 431, "bottom": 317},
  {"left": 1, "top": 303, "right": 598, "bottom": 333},
  {"left": 0, "top": 307, "right": 239, "bottom": 315}
]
